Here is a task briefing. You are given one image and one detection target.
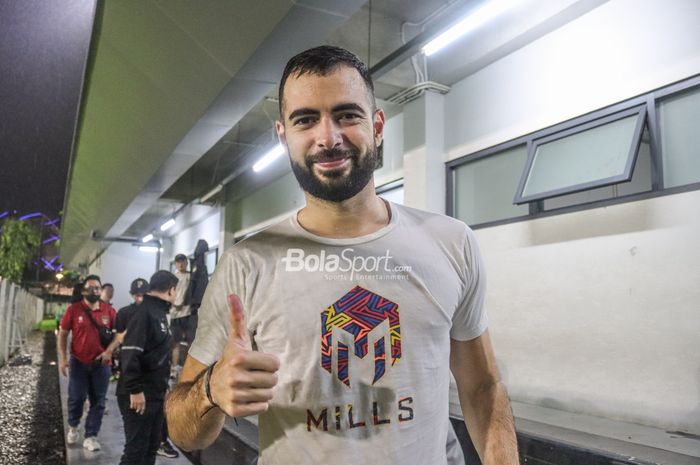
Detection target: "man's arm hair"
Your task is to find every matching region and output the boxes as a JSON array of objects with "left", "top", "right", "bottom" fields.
[
  {"left": 451, "top": 330, "right": 519, "bottom": 465},
  {"left": 166, "top": 355, "right": 226, "bottom": 451}
]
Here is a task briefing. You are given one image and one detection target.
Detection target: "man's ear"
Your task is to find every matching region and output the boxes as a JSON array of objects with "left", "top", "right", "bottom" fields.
[
  {"left": 275, "top": 120, "right": 286, "bottom": 147},
  {"left": 373, "top": 109, "right": 386, "bottom": 147}
]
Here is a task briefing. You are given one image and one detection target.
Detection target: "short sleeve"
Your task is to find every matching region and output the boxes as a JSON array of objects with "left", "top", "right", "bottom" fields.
[
  {"left": 60, "top": 306, "right": 73, "bottom": 331},
  {"left": 450, "top": 227, "right": 489, "bottom": 341},
  {"left": 188, "top": 250, "right": 241, "bottom": 366},
  {"left": 116, "top": 308, "right": 128, "bottom": 333}
]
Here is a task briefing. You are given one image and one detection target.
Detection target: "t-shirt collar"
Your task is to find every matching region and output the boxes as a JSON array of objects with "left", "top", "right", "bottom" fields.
[{"left": 290, "top": 199, "right": 398, "bottom": 246}]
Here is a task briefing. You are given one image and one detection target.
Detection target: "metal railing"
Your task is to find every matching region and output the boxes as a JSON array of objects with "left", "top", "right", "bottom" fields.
[{"left": 0, "top": 277, "right": 44, "bottom": 367}]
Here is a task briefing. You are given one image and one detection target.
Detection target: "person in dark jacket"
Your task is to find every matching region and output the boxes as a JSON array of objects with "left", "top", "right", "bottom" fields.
[
  {"left": 185, "top": 239, "right": 209, "bottom": 314},
  {"left": 117, "top": 271, "right": 178, "bottom": 465},
  {"left": 105, "top": 278, "right": 150, "bottom": 382}
]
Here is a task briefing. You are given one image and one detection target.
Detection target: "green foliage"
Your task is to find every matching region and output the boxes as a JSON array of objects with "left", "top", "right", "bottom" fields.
[
  {"left": 61, "top": 269, "right": 82, "bottom": 287},
  {"left": 0, "top": 219, "right": 41, "bottom": 283}
]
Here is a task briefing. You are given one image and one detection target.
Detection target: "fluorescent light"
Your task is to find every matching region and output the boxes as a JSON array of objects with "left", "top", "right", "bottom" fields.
[
  {"left": 253, "top": 144, "right": 285, "bottom": 173},
  {"left": 141, "top": 233, "right": 154, "bottom": 243},
  {"left": 160, "top": 218, "right": 176, "bottom": 231},
  {"left": 422, "top": 0, "right": 521, "bottom": 57},
  {"left": 200, "top": 184, "right": 223, "bottom": 203},
  {"left": 139, "top": 246, "right": 163, "bottom": 253}
]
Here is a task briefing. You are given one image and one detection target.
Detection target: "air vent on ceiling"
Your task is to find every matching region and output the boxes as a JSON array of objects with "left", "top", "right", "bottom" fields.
[{"left": 386, "top": 81, "right": 450, "bottom": 105}]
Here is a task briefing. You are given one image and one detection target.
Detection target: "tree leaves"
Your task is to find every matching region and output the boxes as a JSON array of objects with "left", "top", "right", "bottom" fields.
[{"left": 0, "top": 219, "right": 41, "bottom": 284}]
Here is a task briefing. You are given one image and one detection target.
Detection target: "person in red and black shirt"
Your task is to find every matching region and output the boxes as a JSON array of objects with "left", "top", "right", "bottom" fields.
[{"left": 58, "top": 274, "right": 117, "bottom": 452}]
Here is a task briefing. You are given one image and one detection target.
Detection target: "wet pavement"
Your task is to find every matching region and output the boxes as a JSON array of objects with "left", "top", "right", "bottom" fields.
[{"left": 0, "top": 331, "right": 64, "bottom": 465}]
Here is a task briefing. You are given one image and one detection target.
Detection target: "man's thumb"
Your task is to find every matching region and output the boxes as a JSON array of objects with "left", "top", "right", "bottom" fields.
[{"left": 227, "top": 294, "right": 250, "bottom": 348}]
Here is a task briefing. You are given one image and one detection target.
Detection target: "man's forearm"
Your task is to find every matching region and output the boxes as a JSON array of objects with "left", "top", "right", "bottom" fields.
[
  {"left": 165, "top": 371, "right": 226, "bottom": 451},
  {"left": 57, "top": 331, "right": 68, "bottom": 361},
  {"left": 459, "top": 381, "right": 519, "bottom": 465},
  {"left": 106, "top": 332, "right": 125, "bottom": 353}
]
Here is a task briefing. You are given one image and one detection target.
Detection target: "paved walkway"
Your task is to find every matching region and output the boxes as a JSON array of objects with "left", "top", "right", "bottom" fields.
[{"left": 58, "top": 368, "right": 192, "bottom": 465}]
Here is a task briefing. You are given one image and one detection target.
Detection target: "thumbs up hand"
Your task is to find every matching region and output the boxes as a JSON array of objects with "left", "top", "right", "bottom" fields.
[{"left": 209, "top": 295, "right": 280, "bottom": 417}]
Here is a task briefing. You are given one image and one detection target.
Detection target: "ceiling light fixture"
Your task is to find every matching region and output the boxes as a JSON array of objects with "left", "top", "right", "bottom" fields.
[
  {"left": 253, "top": 144, "right": 285, "bottom": 173},
  {"left": 138, "top": 246, "right": 163, "bottom": 253},
  {"left": 160, "top": 218, "right": 176, "bottom": 232},
  {"left": 141, "top": 233, "right": 154, "bottom": 243},
  {"left": 200, "top": 184, "right": 223, "bottom": 203},
  {"left": 422, "top": 0, "right": 522, "bottom": 57}
]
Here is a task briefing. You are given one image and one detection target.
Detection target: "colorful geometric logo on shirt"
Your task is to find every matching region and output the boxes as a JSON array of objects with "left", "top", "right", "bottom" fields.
[{"left": 321, "top": 286, "right": 401, "bottom": 388}]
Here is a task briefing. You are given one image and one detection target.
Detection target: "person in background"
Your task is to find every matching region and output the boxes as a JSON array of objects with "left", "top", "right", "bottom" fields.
[
  {"left": 186, "top": 239, "right": 209, "bottom": 316},
  {"left": 105, "top": 276, "right": 181, "bottom": 459},
  {"left": 58, "top": 275, "right": 117, "bottom": 452},
  {"left": 105, "top": 278, "right": 150, "bottom": 382},
  {"left": 118, "top": 271, "right": 180, "bottom": 464},
  {"left": 100, "top": 283, "right": 114, "bottom": 305},
  {"left": 170, "top": 253, "right": 193, "bottom": 379}
]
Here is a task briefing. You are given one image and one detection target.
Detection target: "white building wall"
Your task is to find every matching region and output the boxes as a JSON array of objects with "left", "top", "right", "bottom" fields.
[
  {"left": 444, "top": 0, "right": 700, "bottom": 159},
  {"left": 441, "top": 0, "right": 700, "bottom": 433},
  {"left": 88, "top": 242, "right": 158, "bottom": 309},
  {"left": 164, "top": 208, "right": 221, "bottom": 266},
  {"left": 150, "top": 204, "right": 221, "bottom": 269}
]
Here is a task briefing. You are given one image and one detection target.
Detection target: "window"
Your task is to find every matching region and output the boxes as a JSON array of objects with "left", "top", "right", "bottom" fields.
[
  {"left": 452, "top": 145, "right": 529, "bottom": 225},
  {"left": 515, "top": 106, "right": 646, "bottom": 204},
  {"left": 543, "top": 126, "right": 652, "bottom": 210},
  {"left": 447, "top": 75, "right": 700, "bottom": 228},
  {"left": 658, "top": 85, "right": 700, "bottom": 188}
]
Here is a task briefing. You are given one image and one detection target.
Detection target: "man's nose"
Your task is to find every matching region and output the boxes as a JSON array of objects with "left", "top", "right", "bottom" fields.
[{"left": 315, "top": 116, "right": 342, "bottom": 149}]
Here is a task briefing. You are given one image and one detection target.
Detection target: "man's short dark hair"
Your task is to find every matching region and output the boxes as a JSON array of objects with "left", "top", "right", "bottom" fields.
[
  {"left": 83, "top": 275, "right": 101, "bottom": 287},
  {"left": 149, "top": 270, "right": 178, "bottom": 293},
  {"left": 102, "top": 283, "right": 113, "bottom": 290},
  {"left": 278, "top": 45, "right": 375, "bottom": 116},
  {"left": 175, "top": 253, "right": 187, "bottom": 263}
]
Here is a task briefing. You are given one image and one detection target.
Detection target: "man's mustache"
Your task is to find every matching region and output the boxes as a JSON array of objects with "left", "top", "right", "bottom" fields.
[{"left": 306, "top": 148, "right": 358, "bottom": 164}]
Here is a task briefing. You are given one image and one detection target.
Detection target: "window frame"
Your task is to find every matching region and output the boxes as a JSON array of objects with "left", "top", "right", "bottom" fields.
[
  {"left": 513, "top": 105, "right": 647, "bottom": 205},
  {"left": 446, "top": 73, "right": 700, "bottom": 229},
  {"left": 376, "top": 178, "right": 404, "bottom": 195}
]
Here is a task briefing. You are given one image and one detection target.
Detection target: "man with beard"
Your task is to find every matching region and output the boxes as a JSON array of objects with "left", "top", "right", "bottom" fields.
[
  {"left": 166, "top": 46, "right": 518, "bottom": 465},
  {"left": 59, "top": 275, "right": 117, "bottom": 452}
]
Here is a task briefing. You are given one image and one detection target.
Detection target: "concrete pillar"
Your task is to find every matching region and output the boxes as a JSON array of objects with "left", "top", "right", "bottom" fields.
[{"left": 402, "top": 90, "right": 446, "bottom": 214}]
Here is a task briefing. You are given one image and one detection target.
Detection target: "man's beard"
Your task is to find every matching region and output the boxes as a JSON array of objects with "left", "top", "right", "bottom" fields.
[{"left": 290, "top": 145, "right": 377, "bottom": 202}]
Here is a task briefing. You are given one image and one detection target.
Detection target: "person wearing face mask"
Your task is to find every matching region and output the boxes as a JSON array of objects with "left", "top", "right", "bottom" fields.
[
  {"left": 117, "top": 270, "right": 179, "bottom": 465},
  {"left": 58, "top": 274, "right": 117, "bottom": 452}
]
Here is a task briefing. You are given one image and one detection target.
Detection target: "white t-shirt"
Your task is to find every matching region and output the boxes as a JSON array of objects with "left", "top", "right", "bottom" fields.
[
  {"left": 171, "top": 269, "right": 191, "bottom": 319},
  {"left": 190, "top": 202, "right": 488, "bottom": 464}
]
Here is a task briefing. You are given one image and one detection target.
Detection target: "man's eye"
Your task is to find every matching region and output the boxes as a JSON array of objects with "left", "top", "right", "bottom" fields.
[
  {"left": 338, "top": 113, "right": 360, "bottom": 122},
  {"left": 293, "top": 116, "right": 315, "bottom": 126}
]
